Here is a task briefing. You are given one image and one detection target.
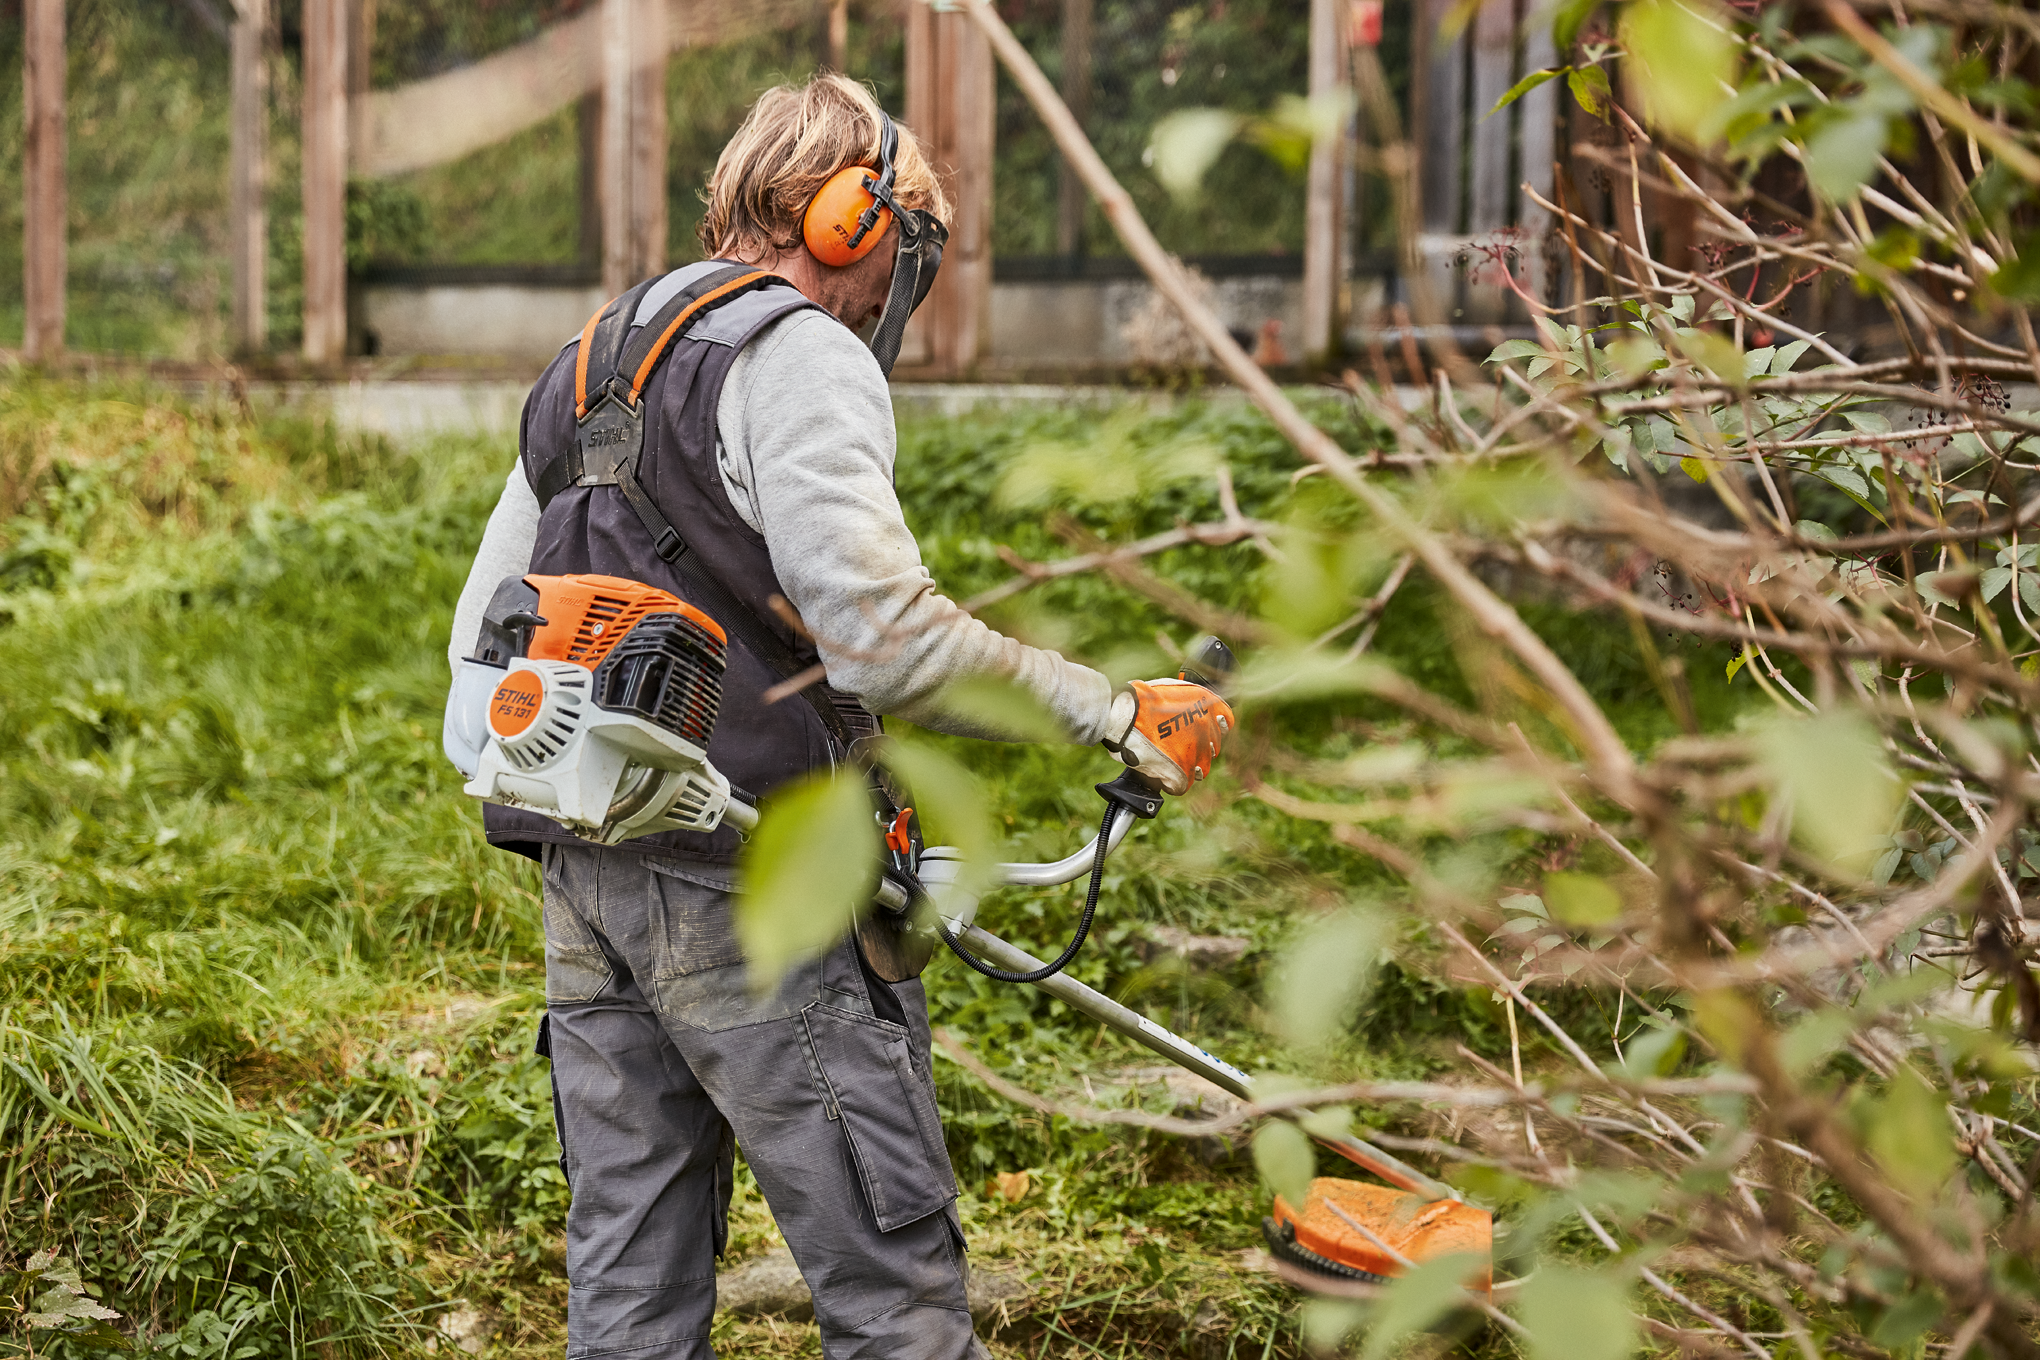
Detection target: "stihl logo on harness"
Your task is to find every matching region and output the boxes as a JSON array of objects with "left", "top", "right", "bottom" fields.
[
  {"left": 1154, "top": 694, "right": 1211, "bottom": 740},
  {"left": 585, "top": 425, "right": 630, "bottom": 448}
]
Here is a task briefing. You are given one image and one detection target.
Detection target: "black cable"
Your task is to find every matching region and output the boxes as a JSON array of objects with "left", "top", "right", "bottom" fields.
[{"left": 906, "top": 803, "right": 1119, "bottom": 985}]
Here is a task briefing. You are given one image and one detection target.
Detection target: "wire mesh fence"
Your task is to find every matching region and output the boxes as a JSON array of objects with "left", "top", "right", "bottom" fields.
[{"left": 1, "top": 0, "right": 1441, "bottom": 363}]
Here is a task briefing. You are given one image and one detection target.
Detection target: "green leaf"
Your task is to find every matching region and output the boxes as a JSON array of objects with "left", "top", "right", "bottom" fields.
[
  {"left": 1605, "top": 335, "right": 1662, "bottom": 382},
  {"left": 1990, "top": 234, "right": 2040, "bottom": 303},
  {"left": 1793, "top": 518, "right": 1838, "bottom": 543},
  {"left": 1489, "top": 67, "right": 1564, "bottom": 119},
  {"left": 1148, "top": 108, "right": 1247, "bottom": 200},
  {"left": 1619, "top": 1023, "right": 1687, "bottom": 1079},
  {"left": 1725, "top": 645, "right": 1751, "bottom": 682},
  {"left": 1544, "top": 871, "right": 1622, "bottom": 926},
  {"left": 1249, "top": 92, "right": 1356, "bottom": 174},
  {"left": 1519, "top": 1266, "right": 1636, "bottom": 1360},
  {"left": 1863, "top": 1067, "right": 1957, "bottom": 1198},
  {"left": 1865, "top": 225, "right": 1921, "bottom": 273},
  {"left": 1770, "top": 339, "right": 1813, "bottom": 374},
  {"left": 1620, "top": 0, "right": 1737, "bottom": 140},
  {"left": 736, "top": 771, "right": 878, "bottom": 996},
  {"left": 1233, "top": 646, "right": 1396, "bottom": 703},
  {"left": 1359, "top": 1253, "right": 1485, "bottom": 1360},
  {"left": 1679, "top": 455, "right": 1710, "bottom": 482},
  {"left": 1568, "top": 64, "right": 1613, "bottom": 121},
  {"left": 879, "top": 741, "right": 998, "bottom": 906},
  {"left": 1300, "top": 1301, "right": 1369, "bottom": 1354},
  {"left": 932, "top": 676, "right": 1066, "bottom": 742},
  {"left": 1870, "top": 1289, "right": 1947, "bottom": 1350},
  {"left": 1758, "top": 710, "right": 1900, "bottom": 875},
  {"left": 1818, "top": 464, "right": 1872, "bottom": 501},
  {"left": 1298, "top": 1104, "right": 1355, "bottom": 1140},
  {"left": 1979, "top": 566, "right": 2012, "bottom": 602},
  {"left": 1252, "top": 1120, "right": 1316, "bottom": 1209},
  {"left": 1673, "top": 328, "right": 1745, "bottom": 385},
  {"left": 1805, "top": 113, "right": 1889, "bottom": 203},
  {"left": 1489, "top": 338, "right": 1548, "bottom": 363},
  {"left": 1701, "top": 75, "right": 1817, "bottom": 144},
  {"left": 1267, "top": 907, "right": 1386, "bottom": 1049},
  {"left": 1263, "top": 519, "right": 1397, "bottom": 637},
  {"left": 1778, "top": 1008, "right": 1854, "bottom": 1076},
  {"left": 1552, "top": 0, "right": 1600, "bottom": 52}
]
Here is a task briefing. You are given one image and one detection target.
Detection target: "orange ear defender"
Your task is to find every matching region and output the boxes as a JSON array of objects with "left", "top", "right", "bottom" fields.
[
  {"left": 804, "top": 168, "right": 895, "bottom": 266},
  {"left": 800, "top": 111, "right": 902, "bottom": 267}
]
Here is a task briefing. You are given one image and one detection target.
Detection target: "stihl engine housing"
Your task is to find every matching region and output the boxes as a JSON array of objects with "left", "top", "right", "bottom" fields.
[{"left": 444, "top": 574, "right": 756, "bottom": 844}]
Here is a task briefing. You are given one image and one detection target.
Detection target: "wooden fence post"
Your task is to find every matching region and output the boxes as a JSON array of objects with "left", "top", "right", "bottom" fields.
[
  {"left": 904, "top": 2, "right": 992, "bottom": 375},
  {"left": 577, "top": 93, "right": 602, "bottom": 269},
  {"left": 1302, "top": 0, "right": 1348, "bottom": 365},
  {"left": 302, "top": 0, "right": 348, "bottom": 364},
  {"left": 23, "top": 0, "right": 66, "bottom": 362},
  {"left": 827, "top": 0, "right": 849, "bottom": 71},
  {"left": 230, "top": 0, "right": 268, "bottom": 355},
  {"left": 1468, "top": 0, "right": 1513, "bottom": 235},
  {"left": 1413, "top": 0, "right": 1463, "bottom": 239},
  {"left": 600, "top": 0, "right": 667, "bottom": 296},
  {"left": 1516, "top": 0, "right": 1557, "bottom": 303},
  {"left": 1056, "top": 0, "right": 1091, "bottom": 262}
]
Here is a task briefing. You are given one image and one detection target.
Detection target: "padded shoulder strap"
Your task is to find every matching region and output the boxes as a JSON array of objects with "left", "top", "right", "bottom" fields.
[
  {"left": 615, "top": 266, "right": 781, "bottom": 404},
  {"left": 574, "top": 276, "right": 661, "bottom": 418}
]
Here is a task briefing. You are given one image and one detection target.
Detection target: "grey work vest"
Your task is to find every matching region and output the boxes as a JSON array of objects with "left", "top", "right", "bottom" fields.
[{"left": 483, "top": 262, "right": 879, "bottom": 867}]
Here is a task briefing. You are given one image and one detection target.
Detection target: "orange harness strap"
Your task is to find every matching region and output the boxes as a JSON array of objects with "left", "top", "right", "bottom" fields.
[
  {"left": 572, "top": 303, "right": 607, "bottom": 419},
  {"left": 627, "top": 269, "right": 774, "bottom": 405}
]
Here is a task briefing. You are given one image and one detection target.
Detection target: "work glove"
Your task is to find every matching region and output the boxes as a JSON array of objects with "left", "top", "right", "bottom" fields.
[{"left": 1102, "top": 678, "right": 1235, "bottom": 796}]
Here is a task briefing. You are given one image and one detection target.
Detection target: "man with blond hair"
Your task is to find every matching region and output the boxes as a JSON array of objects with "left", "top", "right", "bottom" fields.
[{"left": 445, "top": 73, "right": 1228, "bottom": 1359}]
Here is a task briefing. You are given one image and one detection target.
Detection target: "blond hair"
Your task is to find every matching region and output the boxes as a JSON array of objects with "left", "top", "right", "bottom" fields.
[{"left": 698, "top": 73, "right": 950, "bottom": 262}]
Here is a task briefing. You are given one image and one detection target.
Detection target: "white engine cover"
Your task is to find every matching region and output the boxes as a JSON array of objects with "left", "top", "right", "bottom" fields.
[{"left": 453, "top": 657, "right": 746, "bottom": 845}]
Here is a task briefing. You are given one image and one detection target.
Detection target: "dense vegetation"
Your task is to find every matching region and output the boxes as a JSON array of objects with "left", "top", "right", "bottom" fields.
[{"left": 0, "top": 371, "right": 1770, "bottom": 1356}]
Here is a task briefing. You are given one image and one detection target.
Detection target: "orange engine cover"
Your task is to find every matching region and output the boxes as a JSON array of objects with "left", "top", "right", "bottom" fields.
[
  {"left": 523, "top": 574, "right": 725, "bottom": 670},
  {"left": 1272, "top": 1178, "right": 1492, "bottom": 1292}
]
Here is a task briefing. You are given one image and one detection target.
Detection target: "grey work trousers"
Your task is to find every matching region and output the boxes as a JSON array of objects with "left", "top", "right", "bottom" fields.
[{"left": 539, "top": 844, "right": 981, "bottom": 1359}]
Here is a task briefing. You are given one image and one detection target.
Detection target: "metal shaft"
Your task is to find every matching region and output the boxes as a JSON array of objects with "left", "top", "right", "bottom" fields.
[{"left": 956, "top": 924, "right": 1457, "bottom": 1202}]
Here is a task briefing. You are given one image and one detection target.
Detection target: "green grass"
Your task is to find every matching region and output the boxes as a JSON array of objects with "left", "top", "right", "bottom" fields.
[{"left": 0, "top": 373, "right": 1775, "bottom": 1357}]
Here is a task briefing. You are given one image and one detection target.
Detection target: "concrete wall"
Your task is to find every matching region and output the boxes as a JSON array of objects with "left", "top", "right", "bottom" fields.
[
  {"left": 360, "top": 282, "right": 608, "bottom": 360},
  {"left": 355, "top": 273, "right": 1322, "bottom": 370}
]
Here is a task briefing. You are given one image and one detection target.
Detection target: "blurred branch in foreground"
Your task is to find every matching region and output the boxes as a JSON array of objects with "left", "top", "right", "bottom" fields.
[{"left": 953, "top": 0, "right": 2040, "bottom": 1352}]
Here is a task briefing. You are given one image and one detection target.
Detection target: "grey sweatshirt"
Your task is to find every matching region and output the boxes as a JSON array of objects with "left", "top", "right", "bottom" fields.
[{"left": 447, "top": 308, "right": 1118, "bottom": 745}]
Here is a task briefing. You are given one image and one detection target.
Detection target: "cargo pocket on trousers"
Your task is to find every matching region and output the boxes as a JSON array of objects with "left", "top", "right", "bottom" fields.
[{"left": 801, "top": 1003, "right": 958, "bottom": 1232}]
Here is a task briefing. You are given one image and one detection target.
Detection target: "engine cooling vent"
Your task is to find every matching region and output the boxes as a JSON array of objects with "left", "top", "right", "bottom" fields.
[
  {"left": 591, "top": 610, "right": 727, "bottom": 744},
  {"left": 563, "top": 590, "right": 693, "bottom": 668}
]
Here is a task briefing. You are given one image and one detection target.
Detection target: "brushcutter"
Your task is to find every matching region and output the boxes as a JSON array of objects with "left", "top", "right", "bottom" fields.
[{"left": 443, "top": 572, "right": 1493, "bottom": 1290}]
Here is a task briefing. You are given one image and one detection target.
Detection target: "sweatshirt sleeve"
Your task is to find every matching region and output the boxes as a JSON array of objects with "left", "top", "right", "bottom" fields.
[
  {"left": 446, "top": 461, "right": 541, "bottom": 675},
  {"left": 717, "top": 311, "right": 1117, "bottom": 744}
]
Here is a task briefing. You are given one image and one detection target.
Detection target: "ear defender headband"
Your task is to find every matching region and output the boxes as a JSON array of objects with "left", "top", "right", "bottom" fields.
[{"left": 798, "top": 110, "right": 949, "bottom": 376}]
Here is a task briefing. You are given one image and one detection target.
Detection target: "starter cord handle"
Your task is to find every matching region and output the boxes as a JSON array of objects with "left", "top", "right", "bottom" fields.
[{"left": 920, "top": 803, "right": 1118, "bottom": 985}]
